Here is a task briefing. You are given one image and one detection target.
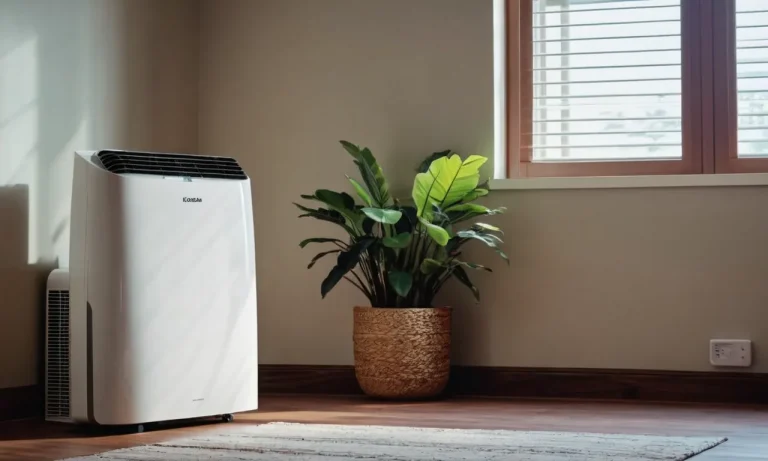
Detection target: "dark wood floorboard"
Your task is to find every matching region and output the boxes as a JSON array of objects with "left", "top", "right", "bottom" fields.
[{"left": 0, "top": 395, "right": 767, "bottom": 460}]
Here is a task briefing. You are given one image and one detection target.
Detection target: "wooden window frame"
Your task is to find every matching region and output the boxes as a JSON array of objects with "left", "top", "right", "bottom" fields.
[
  {"left": 506, "top": 0, "right": 752, "bottom": 179},
  {"left": 712, "top": 0, "right": 768, "bottom": 173}
]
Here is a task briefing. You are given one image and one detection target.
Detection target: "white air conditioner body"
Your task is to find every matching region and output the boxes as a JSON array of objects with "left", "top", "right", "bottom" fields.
[{"left": 46, "top": 150, "right": 258, "bottom": 425}]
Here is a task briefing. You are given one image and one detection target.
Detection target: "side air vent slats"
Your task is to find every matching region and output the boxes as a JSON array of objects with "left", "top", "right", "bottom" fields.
[
  {"left": 46, "top": 290, "right": 70, "bottom": 419},
  {"left": 97, "top": 150, "right": 247, "bottom": 180}
]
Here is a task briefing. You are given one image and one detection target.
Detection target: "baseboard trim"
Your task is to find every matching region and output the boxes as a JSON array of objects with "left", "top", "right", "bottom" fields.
[
  {"left": 449, "top": 366, "right": 768, "bottom": 404},
  {"left": 5, "top": 366, "right": 765, "bottom": 422},
  {"left": 0, "top": 385, "right": 42, "bottom": 421},
  {"left": 260, "top": 365, "right": 360, "bottom": 395},
  {"left": 260, "top": 365, "right": 768, "bottom": 404}
]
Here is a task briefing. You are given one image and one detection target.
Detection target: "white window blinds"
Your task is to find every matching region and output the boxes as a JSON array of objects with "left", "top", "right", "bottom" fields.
[
  {"left": 530, "top": 0, "right": 683, "bottom": 162},
  {"left": 736, "top": 0, "right": 768, "bottom": 157}
]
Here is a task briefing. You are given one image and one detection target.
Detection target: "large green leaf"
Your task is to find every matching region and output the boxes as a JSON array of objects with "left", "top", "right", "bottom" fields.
[
  {"left": 295, "top": 202, "right": 341, "bottom": 220},
  {"left": 358, "top": 147, "right": 391, "bottom": 207},
  {"left": 361, "top": 207, "right": 402, "bottom": 224},
  {"left": 412, "top": 154, "right": 488, "bottom": 219},
  {"left": 388, "top": 271, "right": 413, "bottom": 297},
  {"left": 461, "top": 188, "right": 489, "bottom": 203},
  {"left": 445, "top": 203, "right": 505, "bottom": 224},
  {"left": 453, "top": 266, "right": 480, "bottom": 302},
  {"left": 454, "top": 261, "right": 492, "bottom": 272},
  {"left": 340, "top": 140, "right": 362, "bottom": 158},
  {"left": 299, "top": 237, "right": 346, "bottom": 248},
  {"left": 456, "top": 229, "right": 509, "bottom": 264},
  {"left": 418, "top": 217, "right": 450, "bottom": 246},
  {"left": 307, "top": 249, "right": 341, "bottom": 269},
  {"left": 315, "top": 189, "right": 356, "bottom": 211},
  {"left": 346, "top": 176, "right": 372, "bottom": 207},
  {"left": 340, "top": 141, "right": 391, "bottom": 207},
  {"left": 445, "top": 236, "right": 463, "bottom": 256},
  {"left": 314, "top": 189, "right": 362, "bottom": 228},
  {"left": 395, "top": 206, "right": 417, "bottom": 234},
  {"left": 295, "top": 203, "right": 355, "bottom": 234},
  {"left": 420, "top": 258, "right": 444, "bottom": 274},
  {"left": 444, "top": 203, "right": 488, "bottom": 213},
  {"left": 382, "top": 232, "right": 411, "bottom": 249},
  {"left": 473, "top": 223, "right": 503, "bottom": 235},
  {"left": 416, "top": 150, "right": 451, "bottom": 173},
  {"left": 320, "top": 238, "right": 375, "bottom": 298},
  {"left": 430, "top": 204, "right": 451, "bottom": 225},
  {"left": 456, "top": 229, "right": 500, "bottom": 245}
]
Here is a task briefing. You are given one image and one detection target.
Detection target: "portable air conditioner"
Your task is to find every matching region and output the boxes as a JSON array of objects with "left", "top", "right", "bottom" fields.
[{"left": 45, "top": 150, "right": 258, "bottom": 429}]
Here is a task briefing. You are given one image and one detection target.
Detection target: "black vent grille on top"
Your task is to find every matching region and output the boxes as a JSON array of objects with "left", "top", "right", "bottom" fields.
[{"left": 97, "top": 150, "right": 247, "bottom": 180}]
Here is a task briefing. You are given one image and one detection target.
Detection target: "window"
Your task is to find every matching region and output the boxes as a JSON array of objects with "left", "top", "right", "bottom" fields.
[
  {"left": 714, "top": 0, "right": 768, "bottom": 173},
  {"left": 507, "top": 0, "right": 768, "bottom": 178},
  {"left": 736, "top": 0, "right": 768, "bottom": 156}
]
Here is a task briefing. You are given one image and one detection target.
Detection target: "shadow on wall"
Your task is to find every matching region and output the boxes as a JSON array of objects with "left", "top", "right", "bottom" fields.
[
  {"left": 0, "top": 186, "right": 28, "bottom": 266},
  {"left": 1, "top": 0, "right": 88, "bottom": 263},
  {"left": 0, "top": 0, "right": 86, "bottom": 389},
  {"left": 1, "top": 0, "right": 200, "bottom": 388},
  {"left": 0, "top": 186, "right": 55, "bottom": 389}
]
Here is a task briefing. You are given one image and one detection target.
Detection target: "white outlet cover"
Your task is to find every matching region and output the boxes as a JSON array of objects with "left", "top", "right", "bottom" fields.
[{"left": 709, "top": 339, "right": 752, "bottom": 367}]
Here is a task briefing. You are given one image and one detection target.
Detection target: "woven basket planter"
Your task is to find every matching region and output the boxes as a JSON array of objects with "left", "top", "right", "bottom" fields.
[{"left": 353, "top": 306, "right": 451, "bottom": 399}]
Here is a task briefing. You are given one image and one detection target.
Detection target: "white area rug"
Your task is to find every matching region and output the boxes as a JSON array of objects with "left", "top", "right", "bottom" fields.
[{"left": 63, "top": 422, "right": 726, "bottom": 460}]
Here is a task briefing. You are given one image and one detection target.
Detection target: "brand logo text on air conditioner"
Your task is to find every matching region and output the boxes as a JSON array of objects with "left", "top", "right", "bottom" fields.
[{"left": 183, "top": 197, "right": 202, "bottom": 203}]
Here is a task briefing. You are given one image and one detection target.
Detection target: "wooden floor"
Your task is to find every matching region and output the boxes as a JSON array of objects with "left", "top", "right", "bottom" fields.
[{"left": 1, "top": 395, "right": 767, "bottom": 460}]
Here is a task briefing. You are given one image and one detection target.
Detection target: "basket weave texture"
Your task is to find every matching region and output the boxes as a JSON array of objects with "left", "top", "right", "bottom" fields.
[{"left": 353, "top": 306, "right": 451, "bottom": 399}]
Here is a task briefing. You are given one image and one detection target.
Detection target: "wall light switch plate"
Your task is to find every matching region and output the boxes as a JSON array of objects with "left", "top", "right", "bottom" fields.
[{"left": 710, "top": 339, "right": 752, "bottom": 367}]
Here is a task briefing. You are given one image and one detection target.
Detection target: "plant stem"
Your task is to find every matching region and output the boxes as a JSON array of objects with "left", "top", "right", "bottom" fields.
[
  {"left": 344, "top": 275, "right": 371, "bottom": 302},
  {"left": 433, "top": 266, "right": 455, "bottom": 297},
  {"left": 402, "top": 237, "right": 413, "bottom": 268},
  {"left": 365, "top": 252, "right": 384, "bottom": 306},
  {"left": 409, "top": 228, "right": 425, "bottom": 273},
  {"left": 372, "top": 254, "right": 387, "bottom": 306},
  {"left": 349, "top": 270, "right": 372, "bottom": 300},
  {"left": 422, "top": 239, "right": 434, "bottom": 265},
  {"left": 358, "top": 254, "right": 377, "bottom": 301}
]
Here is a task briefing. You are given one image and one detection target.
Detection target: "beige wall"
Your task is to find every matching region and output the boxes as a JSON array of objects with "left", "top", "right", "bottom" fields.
[
  {"left": 199, "top": 0, "right": 768, "bottom": 373},
  {"left": 198, "top": 0, "right": 495, "bottom": 366},
  {"left": 3, "top": 0, "right": 767, "bottom": 390},
  {"left": 0, "top": 0, "right": 199, "bottom": 388}
]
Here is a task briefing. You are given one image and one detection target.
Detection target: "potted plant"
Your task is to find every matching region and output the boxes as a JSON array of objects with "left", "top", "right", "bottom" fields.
[{"left": 295, "top": 141, "right": 507, "bottom": 399}]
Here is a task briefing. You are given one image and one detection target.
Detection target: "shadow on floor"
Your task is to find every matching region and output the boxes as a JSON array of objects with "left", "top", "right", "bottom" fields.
[{"left": 0, "top": 416, "right": 229, "bottom": 442}]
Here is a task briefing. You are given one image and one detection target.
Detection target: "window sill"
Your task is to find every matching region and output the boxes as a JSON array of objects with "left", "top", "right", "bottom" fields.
[{"left": 490, "top": 173, "right": 768, "bottom": 191}]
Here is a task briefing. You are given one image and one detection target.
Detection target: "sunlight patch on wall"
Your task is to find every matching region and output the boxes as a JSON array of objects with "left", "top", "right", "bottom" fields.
[
  {"left": 0, "top": 108, "right": 38, "bottom": 185},
  {"left": 0, "top": 33, "right": 83, "bottom": 266},
  {"left": 0, "top": 37, "right": 40, "bottom": 264},
  {"left": 0, "top": 38, "right": 39, "bottom": 185},
  {"left": 49, "top": 119, "right": 87, "bottom": 266},
  {"left": 0, "top": 38, "right": 37, "bottom": 125}
]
